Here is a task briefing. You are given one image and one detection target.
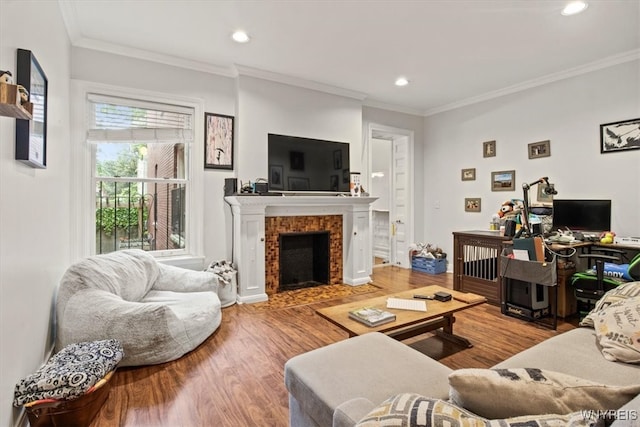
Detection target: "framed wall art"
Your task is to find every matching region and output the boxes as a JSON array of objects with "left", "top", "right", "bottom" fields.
[
  {"left": 491, "top": 170, "right": 515, "bottom": 192},
  {"left": 288, "top": 177, "right": 309, "bottom": 191},
  {"left": 205, "top": 112, "right": 234, "bottom": 169},
  {"left": 290, "top": 151, "right": 305, "bottom": 170},
  {"left": 483, "top": 140, "right": 496, "bottom": 158},
  {"left": 15, "top": 48, "right": 48, "bottom": 168},
  {"left": 465, "top": 198, "right": 481, "bottom": 212},
  {"left": 333, "top": 149, "right": 342, "bottom": 170},
  {"left": 528, "top": 140, "right": 551, "bottom": 159},
  {"left": 461, "top": 168, "right": 476, "bottom": 181},
  {"left": 600, "top": 118, "right": 640, "bottom": 153}
]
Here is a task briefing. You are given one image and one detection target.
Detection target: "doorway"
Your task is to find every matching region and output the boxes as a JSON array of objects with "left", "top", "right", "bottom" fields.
[{"left": 367, "top": 124, "right": 414, "bottom": 269}]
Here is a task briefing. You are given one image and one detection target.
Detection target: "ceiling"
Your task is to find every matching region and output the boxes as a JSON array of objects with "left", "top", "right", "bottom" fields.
[{"left": 58, "top": 0, "right": 640, "bottom": 115}]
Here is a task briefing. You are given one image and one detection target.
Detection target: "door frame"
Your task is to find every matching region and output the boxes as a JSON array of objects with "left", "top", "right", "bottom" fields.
[{"left": 365, "top": 122, "right": 415, "bottom": 268}]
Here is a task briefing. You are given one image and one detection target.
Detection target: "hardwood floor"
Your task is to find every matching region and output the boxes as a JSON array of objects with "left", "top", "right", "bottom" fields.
[{"left": 90, "top": 267, "right": 577, "bottom": 427}]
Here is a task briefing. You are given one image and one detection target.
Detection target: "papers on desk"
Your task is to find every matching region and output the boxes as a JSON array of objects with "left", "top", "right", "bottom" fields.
[
  {"left": 512, "top": 249, "right": 530, "bottom": 260},
  {"left": 386, "top": 297, "right": 427, "bottom": 312}
]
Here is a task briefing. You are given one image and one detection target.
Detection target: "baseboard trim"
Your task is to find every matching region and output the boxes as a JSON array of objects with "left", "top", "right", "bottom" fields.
[
  {"left": 237, "top": 293, "right": 269, "bottom": 304},
  {"left": 343, "top": 277, "right": 372, "bottom": 286}
]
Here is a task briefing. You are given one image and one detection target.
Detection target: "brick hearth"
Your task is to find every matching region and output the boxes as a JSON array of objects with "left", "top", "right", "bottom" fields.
[{"left": 265, "top": 215, "right": 343, "bottom": 295}]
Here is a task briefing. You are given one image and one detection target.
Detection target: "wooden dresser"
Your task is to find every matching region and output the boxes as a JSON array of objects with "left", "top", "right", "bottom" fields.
[{"left": 452, "top": 230, "right": 510, "bottom": 305}]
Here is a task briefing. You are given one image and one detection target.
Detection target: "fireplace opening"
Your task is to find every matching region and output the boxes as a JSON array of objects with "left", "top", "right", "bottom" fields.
[{"left": 279, "top": 231, "right": 330, "bottom": 292}]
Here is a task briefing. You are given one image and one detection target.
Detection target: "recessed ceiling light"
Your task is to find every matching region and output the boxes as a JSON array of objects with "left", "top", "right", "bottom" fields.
[
  {"left": 395, "top": 77, "right": 409, "bottom": 87},
  {"left": 561, "top": 1, "right": 588, "bottom": 16},
  {"left": 232, "top": 30, "right": 250, "bottom": 43}
]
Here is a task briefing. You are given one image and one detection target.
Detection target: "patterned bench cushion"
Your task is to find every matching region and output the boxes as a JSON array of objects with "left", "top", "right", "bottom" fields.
[{"left": 14, "top": 339, "right": 123, "bottom": 406}]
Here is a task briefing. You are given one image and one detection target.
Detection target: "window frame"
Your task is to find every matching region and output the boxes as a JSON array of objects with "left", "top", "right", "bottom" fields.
[{"left": 71, "top": 80, "right": 205, "bottom": 263}]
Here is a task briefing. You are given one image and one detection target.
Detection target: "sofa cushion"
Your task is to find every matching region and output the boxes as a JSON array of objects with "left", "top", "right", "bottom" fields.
[
  {"left": 581, "top": 281, "right": 640, "bottom": 328},
  {"left": 448, "top": 368, "right": 640, "bottom": 419},
  {"left": 355, "top": 393, "right": 604, "bottom": 427},
  {"left": 493, "top": 327, "right": 640, "bottom": 386},
  {"left": 592, "top": 296, "right": 640, "bottom": 363}
]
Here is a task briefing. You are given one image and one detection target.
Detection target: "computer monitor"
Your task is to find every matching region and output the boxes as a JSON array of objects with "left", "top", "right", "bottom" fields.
[{"left": 551, "top": 199, "right": 611, "bottom": 232}]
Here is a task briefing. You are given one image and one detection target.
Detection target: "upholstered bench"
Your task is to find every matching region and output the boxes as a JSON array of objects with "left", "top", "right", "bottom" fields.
[{"left": 14, "top": 339, "right": 124, "bottom": 427}]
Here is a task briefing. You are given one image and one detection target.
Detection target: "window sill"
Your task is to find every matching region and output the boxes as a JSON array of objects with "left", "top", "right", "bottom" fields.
[{"left": 157, "top": 254, "right": 206, "bottom": 271}]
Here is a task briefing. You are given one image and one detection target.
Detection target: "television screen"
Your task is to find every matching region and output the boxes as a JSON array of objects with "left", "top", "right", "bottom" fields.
[
  {"left": 267, "top": 134, "right": 350, "bottom": 192},
  {"left": 551, "top": 199, "right": 611, "bottom": 232}
]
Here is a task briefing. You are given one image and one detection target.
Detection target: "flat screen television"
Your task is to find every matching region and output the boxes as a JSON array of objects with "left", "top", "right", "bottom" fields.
[
  {"left": 551, "top": 199, "right": 611, "bottom": 232},
  {"left": 267, "top": 134, "right": 350, "bottom": 193}
]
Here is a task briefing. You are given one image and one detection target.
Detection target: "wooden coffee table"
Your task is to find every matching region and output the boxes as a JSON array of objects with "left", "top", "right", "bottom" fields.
[{"left": 316, "top": 285, "right": 486, "bottom": 347}]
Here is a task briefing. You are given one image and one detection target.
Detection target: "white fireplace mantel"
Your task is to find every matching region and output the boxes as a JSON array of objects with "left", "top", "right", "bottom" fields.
[{"left": 225, "top": 195, "right": 378, "bottom": 303}]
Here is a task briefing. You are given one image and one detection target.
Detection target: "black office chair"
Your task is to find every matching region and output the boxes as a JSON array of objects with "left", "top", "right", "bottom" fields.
[{"left": 571, "top": 249, "right": 640, "bottom": 318}]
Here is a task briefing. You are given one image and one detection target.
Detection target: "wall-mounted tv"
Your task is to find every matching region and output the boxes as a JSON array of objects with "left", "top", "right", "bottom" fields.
[
  {"left": 267, "top": 134, "right": 350, "bottom": 192},
  {"left": 551, "top": 199, "right": 611, "bottom": 232}
]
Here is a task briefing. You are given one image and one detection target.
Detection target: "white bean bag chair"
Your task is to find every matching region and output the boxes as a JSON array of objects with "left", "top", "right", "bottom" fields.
[{"left": 55, "top": 249, "right": 222, "bottom": 367}]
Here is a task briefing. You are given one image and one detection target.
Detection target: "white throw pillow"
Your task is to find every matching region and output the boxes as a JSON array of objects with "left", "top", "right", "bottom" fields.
[
  {"left": 592, "top": 296, "right": 640, "bottom": 363},
  {"left": 448, "top": 368, "right": 640, "bottom": 419}
]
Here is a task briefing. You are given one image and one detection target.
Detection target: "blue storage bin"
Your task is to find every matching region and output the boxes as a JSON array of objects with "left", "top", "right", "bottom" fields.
[{"left": 411, "top": 257, "right": 446, "bottom": 274}]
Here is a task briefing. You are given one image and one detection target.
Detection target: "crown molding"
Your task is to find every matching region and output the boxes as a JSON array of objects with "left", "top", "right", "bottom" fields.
[
  {"left": 233, "top": 64, "right": 367, "bottom": 101},
  {"left": 424, "top": 48, "right": 640, "bottom": 117},
  {"left": 58, "top": 0, "right": 81, "bottom": 43},
  {"left": 362, "top": 98, "right": 424, "bottom": 117}
]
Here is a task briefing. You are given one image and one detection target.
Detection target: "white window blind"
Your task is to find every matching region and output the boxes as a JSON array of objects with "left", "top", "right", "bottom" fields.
[{"left": 87, "top": 93, "right": 194, "bottom": 144}]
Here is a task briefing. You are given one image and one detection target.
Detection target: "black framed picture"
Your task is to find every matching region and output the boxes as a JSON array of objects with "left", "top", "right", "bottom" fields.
[
  {"left": 204, "top": 112, "right": 234, "bottom": 169},
  {"left": 288, "top": 177, "right": 309, "bottom": 191},
  {"left": 15, "top": 48, "right": 47, "bottom": 168},
  {"left": 600, "top": 118, "right": 640, "bottom": 153}
]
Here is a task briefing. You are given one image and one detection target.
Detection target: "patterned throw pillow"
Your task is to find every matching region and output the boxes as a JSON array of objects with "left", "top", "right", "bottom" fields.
[
  {"left": 355, "top": 393, "right": 604, "bottom": 427},
  {"left": 13, "top": 339, "right": 124, "bottom": 406},
  {"left": 448, "top": 368, "right": 640, "bottom": 419},
  {"left": 581, "top": 281, "right": 640, "bottom": 328},
  {"left": 592, "top": 296, "right": 640, "bottom": 363}
]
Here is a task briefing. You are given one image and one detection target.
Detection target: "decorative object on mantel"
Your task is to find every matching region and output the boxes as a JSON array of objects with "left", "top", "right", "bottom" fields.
[
  {"left": 461, "top": 168, "right": 475, "bottom": 181},
  {"left": 0, "top": 70, "right": 12, "bottom": 84},
  {"left": 350, "top": 172, "right": 362, "bottom": 196},
  {"left": 528, "top": 140, "right": 551, "bottom": 159},
  {"left": 15, "top": 48, "right": 47, "bottom": 168},
  {"left": 600, "top": 117, "right": 640, "bottom": 154},
  {"left": 204, "top": 112, "right": 234, "bottom": 169},
  {"left": 483, "top": 140, "right": 496, "bottom": 157}
]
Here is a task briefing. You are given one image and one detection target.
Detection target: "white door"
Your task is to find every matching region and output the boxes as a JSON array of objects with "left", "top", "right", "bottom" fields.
[
  {"left": 391, "top": 136, "right": 410, "bottom": 268},
  {"left": 367, "top": 124, "right": 413, "bottom": 269}
]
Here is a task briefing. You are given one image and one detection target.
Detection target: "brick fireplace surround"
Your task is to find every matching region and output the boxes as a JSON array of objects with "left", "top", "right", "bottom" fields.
[
  {"left": 225, "top": 195, "right": 377, "bottom": 304},
  {"left": 265, "top": 215, "right": 343, "bottom": 295}
]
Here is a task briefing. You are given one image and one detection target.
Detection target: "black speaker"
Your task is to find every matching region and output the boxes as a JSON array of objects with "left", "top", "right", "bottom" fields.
[
  {"left": 504, "top": 220, "right": 517, "bottom": 237},
  {"left": 254, "top": 182, "right": 269, "bottom": 194},
  {"left": 224, "top": 178, "right": 237, "bottom": 196}
]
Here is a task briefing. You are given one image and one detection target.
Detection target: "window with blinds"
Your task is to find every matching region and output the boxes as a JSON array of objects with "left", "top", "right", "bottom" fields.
[{"left": 87, "top": 94, "right": 194, "bottom": 255}]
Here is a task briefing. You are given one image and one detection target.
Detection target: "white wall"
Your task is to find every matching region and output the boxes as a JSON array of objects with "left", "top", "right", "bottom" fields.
[
  {"left": 424, "top": 60, "right": 640, "bottom": 265},
  {"left": 235, "top": 75, "right": 363, "bottom": 182},
  {"left": 0, "top": 1, "right": 71, "bottom": 426}
]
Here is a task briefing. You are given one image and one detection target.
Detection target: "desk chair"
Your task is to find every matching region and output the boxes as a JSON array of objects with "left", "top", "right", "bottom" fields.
[{"left": 571, "top": 249, "right": 640, "bottom": 318}]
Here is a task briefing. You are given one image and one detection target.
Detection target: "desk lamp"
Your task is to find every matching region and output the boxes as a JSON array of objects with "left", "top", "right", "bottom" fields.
[{"left": 515, "top": 176, "right": 557, "bottom": 238}]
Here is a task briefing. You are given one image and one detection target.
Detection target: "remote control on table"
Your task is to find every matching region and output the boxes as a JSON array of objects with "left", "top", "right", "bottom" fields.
[{"left": 413, "top": 294, "right": 434, "bottom": 300}]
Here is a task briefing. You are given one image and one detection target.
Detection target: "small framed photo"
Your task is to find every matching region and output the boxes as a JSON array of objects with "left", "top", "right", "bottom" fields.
[
  {"left": 491, "top": 170, "right": 516, "bottom": 192},
  {"left": 461, "top": 168, "right": 476, "bottom": 181},
  {"left": 269, "top": 165, "right": 284, "bottom": 190},
  {"left": 528, "top": 140, "right": 551, "bottom": 159},
  {"left": 537, "top": 184, "right": 554, "bottom": 203},
  {"left": 483, "top": 140, "right": 496, "bottom": 158},
  {"left": 465, "top": 198, "right": 481, "bottom": 212},
  {"left": 205, "top": 112, "right": 234, "bottom": 170},
  {"left": 600, "top": 118, "right": 640, "bottom": 153}
]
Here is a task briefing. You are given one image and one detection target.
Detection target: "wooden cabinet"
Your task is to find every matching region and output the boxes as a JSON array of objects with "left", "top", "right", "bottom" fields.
[{"left": 453, "top": 230, "right": 510, "bottom": 305}]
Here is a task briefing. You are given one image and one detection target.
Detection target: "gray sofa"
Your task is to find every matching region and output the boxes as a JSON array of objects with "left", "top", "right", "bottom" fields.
[{"left": 285, "top": 327, "right": 640, "bottom": 426}]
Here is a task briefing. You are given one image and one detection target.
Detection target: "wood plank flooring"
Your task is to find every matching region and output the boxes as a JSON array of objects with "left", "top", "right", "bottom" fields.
[{"left": 90, "top": 267, "right": 578, "bottom": 427}]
